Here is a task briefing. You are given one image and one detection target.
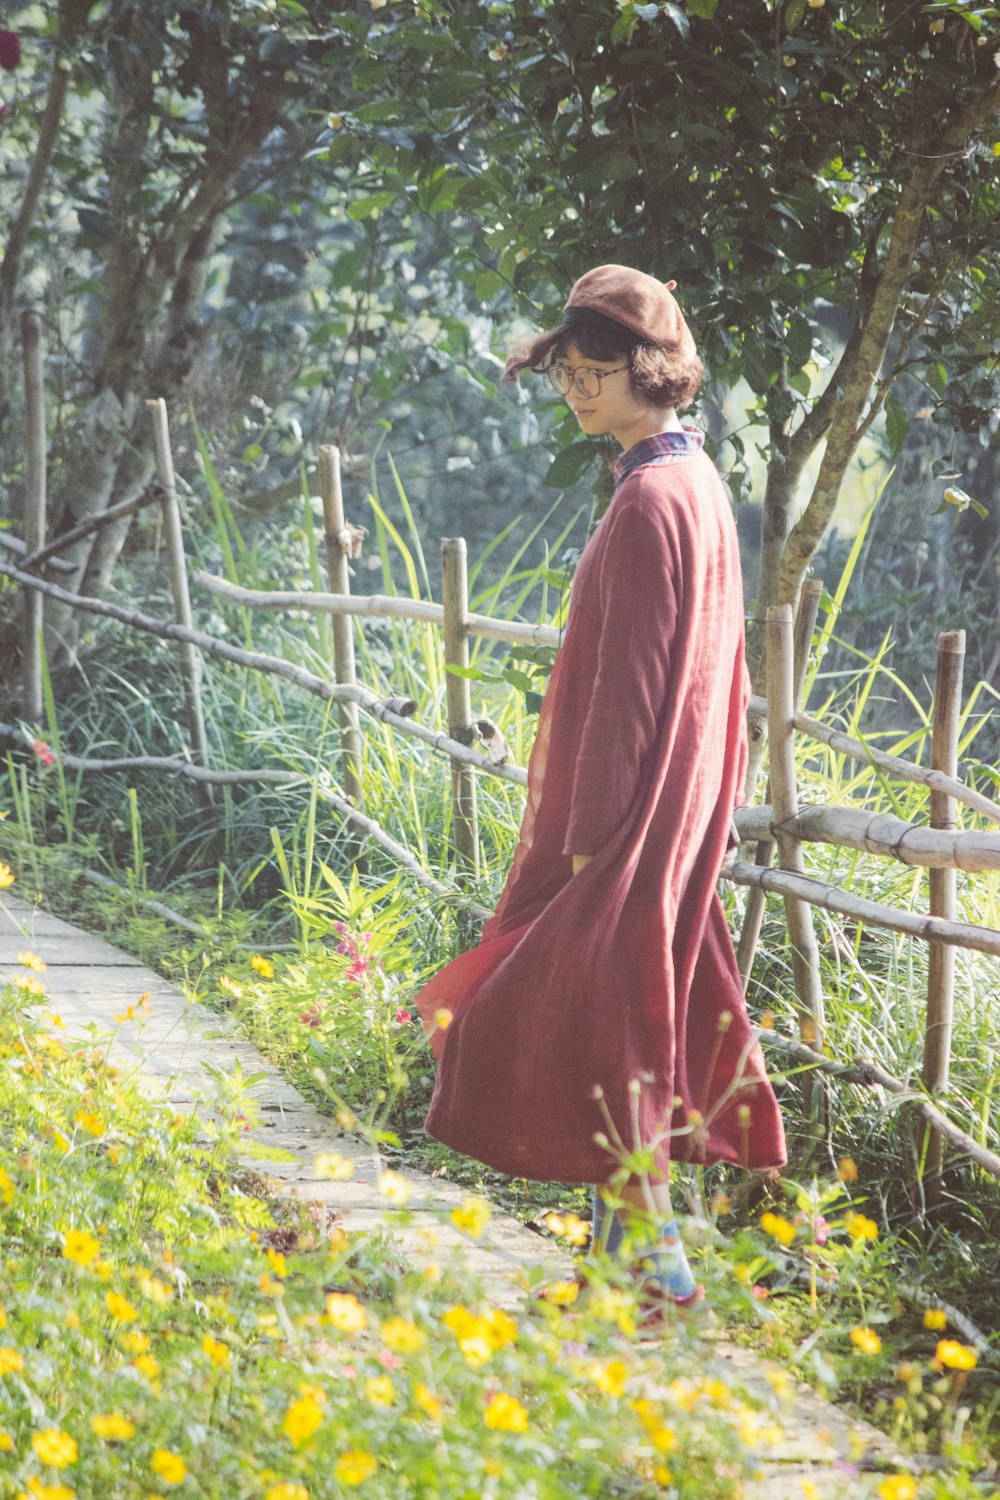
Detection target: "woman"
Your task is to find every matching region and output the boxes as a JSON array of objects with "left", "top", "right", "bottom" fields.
[{"left": 414, "top": 265, "right": 786, "bottom": 1311}]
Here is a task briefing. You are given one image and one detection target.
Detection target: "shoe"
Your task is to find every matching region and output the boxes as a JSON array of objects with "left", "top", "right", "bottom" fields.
[{"left": 635, "top": 1279, "right": 707, "bottom": 1333}]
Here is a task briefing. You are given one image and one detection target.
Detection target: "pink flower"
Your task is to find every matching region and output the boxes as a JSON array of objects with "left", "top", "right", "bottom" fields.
[
  {"left": 750, "top": 1284, "right": 769, "bottom": 1300},
  {"left": 394, "top": 1008, "right": 412, "bottom": 1026},
  {"left": 32, "top": 738, "right": 54, "bottom": 766},
  {"left": 794, "top": 1212, "right": 829, "bottom": 1246},
  {"left": 346, "top": 958, "right": 371, "bottom": 982},
  {"left": 335, "top": 939, "right": 355, "bottom": 955},
  {"left": 378, "top": 1349, "right": 402, "bottom": 1369},
  {"left": 300, "top": 1005, "right": 324, "bottom": 1027}
]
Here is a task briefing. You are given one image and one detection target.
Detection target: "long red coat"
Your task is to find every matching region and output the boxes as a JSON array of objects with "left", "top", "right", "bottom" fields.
[{"left": 415, "top": 433, "right": 786, "bottom": 1185}]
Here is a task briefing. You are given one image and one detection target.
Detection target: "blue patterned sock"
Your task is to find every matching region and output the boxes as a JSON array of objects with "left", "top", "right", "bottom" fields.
[
  {"left": 637, "top": 1216, "right": 698, "bottom": 1300},
  {"left": 590, "top": 1188, "right": 624, "bottom": 1256}
]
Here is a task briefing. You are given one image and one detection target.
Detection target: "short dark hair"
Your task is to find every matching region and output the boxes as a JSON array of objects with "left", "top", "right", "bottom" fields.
[{"left": 504, "top": 306, "right": 703, "bottom": 410}]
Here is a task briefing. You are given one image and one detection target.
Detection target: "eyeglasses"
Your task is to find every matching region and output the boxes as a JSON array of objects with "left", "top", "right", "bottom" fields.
[{"left": 545, "top": 362, "right": 629, "bottom": 399}]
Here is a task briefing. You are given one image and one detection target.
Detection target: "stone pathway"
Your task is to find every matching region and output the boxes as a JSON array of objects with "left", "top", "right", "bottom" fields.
[{"left": 0, "top": 892, "right": 910, "bottom": 1498}]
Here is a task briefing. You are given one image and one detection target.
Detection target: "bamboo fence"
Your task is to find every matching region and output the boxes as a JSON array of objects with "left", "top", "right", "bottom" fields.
[{"left": 4, "top": 390, "right": 1000, "bottom": 1199}]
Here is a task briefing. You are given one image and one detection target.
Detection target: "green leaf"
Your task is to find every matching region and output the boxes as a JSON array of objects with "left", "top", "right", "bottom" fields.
[
  {"left": 241, "top": 443, "right": 263, "bottom": 463},
  {"left": 347, "top": 190, "right": 398, "bottom": 221},
  {"left": 784, "top": 0, "right": 807, "bottom": 33},
  {"left": 475, "top": 268, "right": 506, "bottom": 302},
  {"left": 686, "top": 0, "right": 719, "bottom": 17},
  {"left": 544, "top": 440, "right": 599, "bottom": 489},
  {"left": 883, "top": 394, "right": 910, "bottom": 456}
]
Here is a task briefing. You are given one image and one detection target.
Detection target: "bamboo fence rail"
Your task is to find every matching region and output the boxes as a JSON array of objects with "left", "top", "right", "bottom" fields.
[
  {"left": 5, "top": 392, "right": 1000, "bottom": 1196},
  {"left": 194, "top": 571, "right": 563, "bottom": 647}
]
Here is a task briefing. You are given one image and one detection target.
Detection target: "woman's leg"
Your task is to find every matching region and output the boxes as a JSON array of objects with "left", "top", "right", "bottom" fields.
[{"left": 616, "top": 1178, "right": 699, "bottom": 1302}]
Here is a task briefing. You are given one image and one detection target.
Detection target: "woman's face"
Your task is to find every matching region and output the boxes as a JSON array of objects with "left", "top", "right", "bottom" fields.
[{"left": 555, "top": 341, "right": 670, "bottom": 449}]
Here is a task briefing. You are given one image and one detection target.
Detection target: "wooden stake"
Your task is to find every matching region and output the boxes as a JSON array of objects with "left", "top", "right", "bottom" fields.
[
  {"left": 318, "top": 446, "right": 363, "bottom": 816},
  {"left": 766, "top": 605, "right": 825, "bottom": 1052},
  {"left": 442, "top": 537, "right": 480, "bottom": 897},
  {"left": 921, "top": 629, "right": 965, "bottom": 1206},
  {"left": 737, "top": 580, "right": 823, "bottom": 988},
  {"left": 146, "top": 399, "right": 213, "bottom": 808},
  {"left": 21, "top": 311, "right": 46, "bottom": 721}
]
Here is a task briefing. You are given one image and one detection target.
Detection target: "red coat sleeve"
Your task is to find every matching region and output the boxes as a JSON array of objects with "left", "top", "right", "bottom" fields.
[{"left": 564, "top": 494, "right": 679, "bottom": 856}]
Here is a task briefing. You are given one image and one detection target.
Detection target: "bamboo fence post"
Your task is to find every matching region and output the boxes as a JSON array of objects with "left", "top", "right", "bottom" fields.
[
  {"left": 21, "top": 311, "right": 46, "bottom": 721},
  {"left": 766, "top": 604, "right": 826, "bottom": 1055},
  {"left": 318, "top": 446, "right": 364, "bottom": 815},
  {"left": 737, "top": 580, "right": 823, "bottom": 988},
  {"left": 920, "top": 628, "right": 965, "bottom": 1207},
  {"left": 146, "top": 399, "right": 213, "bottom": 809},
  {"left": 442, "top": 537, "right": 480, "bottom": 904}
]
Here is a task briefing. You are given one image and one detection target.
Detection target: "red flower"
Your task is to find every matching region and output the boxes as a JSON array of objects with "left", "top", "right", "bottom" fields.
[
  {"left": 394, "top": 1008, "right": 412, "bottom": 1026},
  {"left": 346, "top": 958, "right": 371, "bottom": 983},
  {"left": 750, "top": 1284, "right": 769, "bottom": 1300},
  {"left": 300, "top": 1005, "right": 324, "bottom": 1028},
  {"left": 32, "top": 739, "right": 55, "bottom": 767},
  {"left": 0, "top": 32, "right": 21, "bottom": 71}
]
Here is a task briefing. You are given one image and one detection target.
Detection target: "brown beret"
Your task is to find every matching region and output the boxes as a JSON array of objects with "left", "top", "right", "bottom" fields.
[{"left": 565, "top": 264, "right": 697, "bottom": 359}]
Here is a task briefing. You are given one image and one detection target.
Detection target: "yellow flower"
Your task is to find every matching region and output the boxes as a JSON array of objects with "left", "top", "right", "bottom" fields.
[
  {"left": 259, "top": 1273, "right": 284, "bottom": 1298},
  {"left": 923, "top": 1307, "right": 947, "bottom": 1331},
  {"left": 325, "top": 1293, "right": 368, "bottom": 1332},
  {"left": 759, "top": 1211, "right": 796, "bottom": 1247},
  {"left": 376, "top": 1169, "right": 411, "bottom": 1205},
  {"left": 878, "top": 1479, "right": 917, "bottom": 1500},
  {"left": 282, "top": 1395, "right": 323, "bottom": 1447},
  {"left": 136, "top": 1273, "right": 172, "bottom": 1306},
  {"left": 433, "top": 1007, "right": 452, "bottom": 1030},
  {"left": 250, "top": 955, "right": 275, "bottom": 978},
  {"left": 483, "top": 1391, "right": 528, "bottom": 1432},
  {"left": 837, "top": 1156, "right": 858, "bottom": 1182},
  {"left": 543, "top": 1211, "right": 589, "bottom": 1246},
  {"left": 22, "top": 1482, "right": 75, "bottom": 1500},
  {"left": 850, "top": 1327, "right": 882, "bottom": 1355},
  {"left": 334, "top": 1450, "right": 377, "bottom": 1485},
  {"left": 413, "top": 1383, "right": 443, "bottom": 1422},
  {"left": 218, "top": 974, "right": 243, "bottom": 999},
  {"left": 0, "top": 1347, "right": 25, "bottom": 1375},
  {"left": 541, "top": 1279, "right": 580, "bottom": 1306},
  {"left": 73, "top": 1111, "right": 104, "bottom": 1137},
  {"left": 32, "top": 1429, "right": 78, "bottom": 1468},
  {"left": 587, "top": 1286, "right": 636, "bottom": 1336},
  {"left": 150, "top": 1448, "right": 186, "bottom": 1485},
  {"left": 17, "top": 951, "right": 46, "bottom": 972},
  {"left": 380, "top": 1316, "right": 426, "bottom": 1354},
  {"left": 0, "top": 1429, "right": 12, "bottom": 1452},
  {"left": 91, "top": 1412, "right": 136, "bottom": 1441},
  {"left": 0, "top": 1167, "right": 14, "bottom": 1205},
  {"left": 105, "top": 1290, "right": 138, "bottom": 1322},
  {"left": 265, "top": 1248, "right": 288, "bottom": 1279},
  {"left": 587, "top": 1358, "right": 629, "bottom": 1398},
  {"left": 935, "top": 1339, "right": 977, "bottom": 1371},
  {"left": 14, "top": 974, "right": 44, "bottom": 996},
  {"left": 135, "top": 1353, "right": 159, "bottom": 1381},
  {"left": 800, "top": 1481, "right": 823, "bottom": 1500},
  {"left": 0, "top": 863, "right": 14, "bottom": 888},
  {"left": 844, "top": 1211, "right": 878, "bottom": 1242},
  {"left": 365, "top": 1375, "right": 395, "bottom": 1407},
  {"left": 119, "top": 1330, "right": 151, "bottom": 1355},
  {"left": 314, "top": 1151, "right": 354, "bottom": 1181},
  {"left": 266, "top": 1486, "right": 310, "bottom": 1500},
  {"left": 201, "top": 1333, "right": 231, "bottom": 1367},
  {"left": 450, "top": 1197, "right": 492, "bottom": 1237}
]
